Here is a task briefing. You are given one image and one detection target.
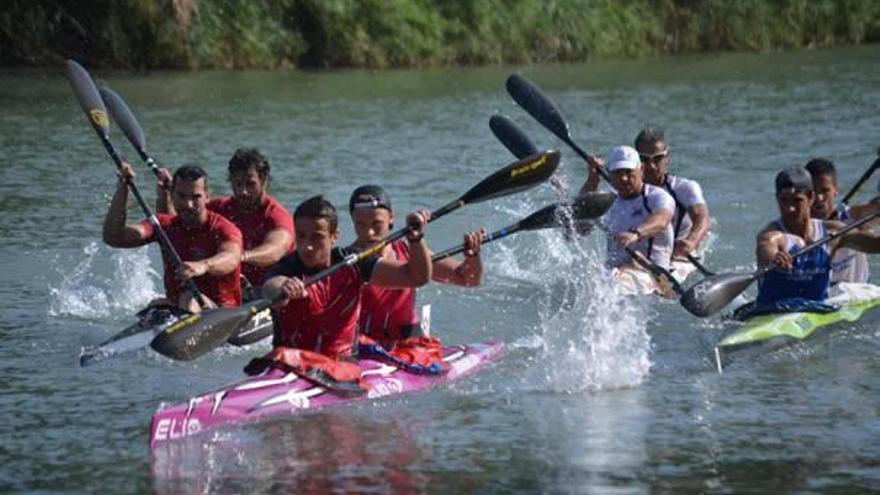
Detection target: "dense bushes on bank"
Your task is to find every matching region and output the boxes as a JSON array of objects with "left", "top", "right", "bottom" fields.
[{"left": 2, "top": 0, "right": 878, "bottom": 69}]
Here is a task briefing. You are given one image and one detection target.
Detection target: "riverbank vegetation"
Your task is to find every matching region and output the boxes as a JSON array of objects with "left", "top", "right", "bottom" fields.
[{"left": 2, "top": 0, "right": 878, "bottom": 69}]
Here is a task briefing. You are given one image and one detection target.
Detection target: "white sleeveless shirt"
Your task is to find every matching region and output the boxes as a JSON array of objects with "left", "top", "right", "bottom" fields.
[
  {"left": 604, "top": 184, "right": 675, "bottom": 269},
  {"left": 831, "top": 204, "right": 870, "bottom": 284}
]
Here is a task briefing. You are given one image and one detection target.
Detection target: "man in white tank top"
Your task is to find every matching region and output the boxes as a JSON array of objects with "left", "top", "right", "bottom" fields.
[
  {"left": 634, "top": 127, "right": 711, "bottom": 260},
  {"left": 805, "top": 158, "right": 880, "bottom": 284},
  {"left": 580, "top": 145, "right": 676, "bottom": 269}
]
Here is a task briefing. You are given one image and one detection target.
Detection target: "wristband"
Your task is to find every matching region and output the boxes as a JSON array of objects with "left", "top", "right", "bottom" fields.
[
  {"left": 241, "top": 251, "right": 249, "bottom": 263},
  {"left": 628, "top": 227, "right": 641, "bottom": 239}
]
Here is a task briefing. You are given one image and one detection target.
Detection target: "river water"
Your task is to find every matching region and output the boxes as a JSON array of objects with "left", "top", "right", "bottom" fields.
[{"left": 2, "top": 45, "right": 880, "bottom": 493}]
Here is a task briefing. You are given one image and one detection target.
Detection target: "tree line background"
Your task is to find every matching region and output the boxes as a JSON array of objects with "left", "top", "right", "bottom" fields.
[{"left": 2, "top": 0, "right": 878, "bottom": 70}]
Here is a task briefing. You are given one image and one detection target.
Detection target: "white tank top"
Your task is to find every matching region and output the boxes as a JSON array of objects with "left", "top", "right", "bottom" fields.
[
  {"left": 663, "top": 175, "right": 706, "bottom": 241},
  {"left": 604, "top": 184, "right": 675, "bottom": 269}
]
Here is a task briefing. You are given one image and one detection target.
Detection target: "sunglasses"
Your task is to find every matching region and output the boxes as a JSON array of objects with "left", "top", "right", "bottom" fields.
[{"left": 639, "top": 150, "right": 669, "bottom": 164}]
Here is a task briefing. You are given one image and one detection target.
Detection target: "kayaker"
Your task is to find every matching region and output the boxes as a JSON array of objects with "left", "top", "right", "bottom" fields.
[
  {"left": 157, "top": 148, "right": 294, "bottom": 290},
  {"left": 755, "top": 167, "right": 880, "bottom": 305},
  {"left": 635, "top": 127, "right": 711, "bottom": 259},
  {"left": 103, "top": 162, "right": 243, "bottom": 312},
  {"left": 804, "top": 158, "right": 880, "bottom": 284},
  {"left": 262, "top": 195, "right": 432, "bottom": 359},
  {"left": 580, "top": 145, "right": 676, "bottom": 270},
  {"left": 347, "top": 184, "right": 485, "bottom": 349}
]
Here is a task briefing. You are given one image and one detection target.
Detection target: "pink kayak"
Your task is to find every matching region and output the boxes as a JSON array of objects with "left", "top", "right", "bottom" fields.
[{"left": 150, "top": 339, "right": 505, "bottom": 449}]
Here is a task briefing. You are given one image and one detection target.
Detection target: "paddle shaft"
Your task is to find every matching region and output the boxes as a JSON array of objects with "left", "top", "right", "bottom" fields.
[
  {"left": 840, "top": 156, "right": 880, "bottom": 206},
  {"left": 432, "top": 222, "right": 522, "bottom": 262}
]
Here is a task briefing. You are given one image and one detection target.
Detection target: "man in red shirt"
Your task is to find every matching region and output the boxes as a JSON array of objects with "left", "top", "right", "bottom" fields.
[
  {"left": 262, "top": 195, "right": 432, "bottom": 359},
  {"left": 158, "top": 148, "right": 294, "bottom": 288},
  {"left": 103, "top": 163, "right": 243, "bottom": 313},
  {"left": 347, "top": 185, "right": 484, "bottom": 349}
]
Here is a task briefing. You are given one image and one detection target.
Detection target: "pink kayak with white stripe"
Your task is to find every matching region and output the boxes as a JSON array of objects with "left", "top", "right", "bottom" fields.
[{"left": 150, "top": 340, "right": 505, "bottom": 449}]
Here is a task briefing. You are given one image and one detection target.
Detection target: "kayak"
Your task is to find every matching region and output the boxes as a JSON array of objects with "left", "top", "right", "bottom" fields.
[
  {"left": 613, "top": 259, "right": 697, "bottom": 298},
  {"left": 149, "top": 339, "right": 505, "bottom": 449},
  {"left": 713, "top": 283, "right": 880, "bottom": 372},
  {"left": 79, "top": 304, "right": 274, "bottom": 366}
]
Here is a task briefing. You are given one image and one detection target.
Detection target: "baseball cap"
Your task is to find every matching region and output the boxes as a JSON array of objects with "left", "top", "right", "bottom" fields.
[
  {"left": 775, "top": 167, "right": 813, "bottom": 194},
  {"left": 606, "top": 146, "right": 641, "bottom": 172},
  {"left": 349, "top": 184, "right": 392, "bottom": 212}
]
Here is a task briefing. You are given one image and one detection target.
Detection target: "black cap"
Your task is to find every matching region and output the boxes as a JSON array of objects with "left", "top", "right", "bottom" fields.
[
  {"left": 349, "top": 184, "right": 392, "bottom": 212},
  {"left": 775, "top": 167, "right": 813, "bottom": 194}
]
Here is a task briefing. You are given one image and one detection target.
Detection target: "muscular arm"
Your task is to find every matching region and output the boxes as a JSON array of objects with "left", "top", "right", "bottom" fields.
[
  {"left": 177, "top": 240, "right": 242, "bottom": 280},
  {"left": 102, "top": 176, "right": 151, "bottom": 248},
  {"left": 756, "top": 227, "right": 788, "bottom": 269},
  {"left": 432, "top": 229, "right": 484, "bottom": 287},
  {"left": 243, "top": 228, "right": 294, "bottom": 267},
  {"left": 370, "top": 237, "right": 432, "bottom": 288},
  {"left": 847, "top": 201, "right": 880, "bottom": 222},
  {"left": 683, "top": 203, "right": 711, "bottom": 248},
  {"left": 837, "top": 231, "right": 880, "bottom": 253},
  {"left": 578, "top": 155, "right": 604, "bottom": 196}
]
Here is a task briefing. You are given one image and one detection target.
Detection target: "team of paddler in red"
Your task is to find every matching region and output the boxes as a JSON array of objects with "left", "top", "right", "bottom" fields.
[{"left": 102, "top": 147, "right": 484, "bottom": 375}]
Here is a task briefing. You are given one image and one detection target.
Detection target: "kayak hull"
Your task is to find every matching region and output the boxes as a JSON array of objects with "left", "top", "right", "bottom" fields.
[
  {"left": 613, "top": 259, "right": 696, "bottom": 298},
  {"left": 714, "top": 283, "right": 880, "bottom": 371},
  {"left": 149, "top": 339, "right": 505, "bottom": 449}
]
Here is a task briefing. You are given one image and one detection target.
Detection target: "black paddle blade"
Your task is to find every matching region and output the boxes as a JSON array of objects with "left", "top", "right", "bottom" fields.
[
  {"left": 505, "top": 74, "right": 570, "bottom": 141},
  {"left": 459, "top": 150, "right": 560, "bottom": 204},
  {"left": 681, "top": 272, "right": 758, "bottom": 317},
  {"left": 100, "top": 86, "right": 147, "bottom": 152},
  {"left": 489, "top": 114, "right": 538, "bottom": 159},
  {"left": 150, "top": 303, "right": 262, "bottom": 360},
  {"left": 65, "top": 60, "right": 110, "bottom": 135},
  {"left": 518, "top": 192, "right": 614, "bottom": 231}
]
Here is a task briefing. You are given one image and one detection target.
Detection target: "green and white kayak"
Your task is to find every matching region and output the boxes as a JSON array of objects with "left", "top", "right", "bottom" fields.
[{"left": 714, "top": 283, "right": 880, "bottom": 372}]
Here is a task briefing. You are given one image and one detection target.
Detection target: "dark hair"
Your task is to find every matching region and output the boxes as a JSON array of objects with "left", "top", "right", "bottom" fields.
[
  {"left": 294, "top": 195, "right": 338, "bottom": 231},
  {"left": 228, "top": 148, "right": 270, "bottom": 180},
  {"left": 634, "top": 127, "right": 666, "bottom": 150},
  {"left": 172, "top": 165, "right": 208, "bottom": 188},
  {"left": 804, "top": 158, "right": 836, "bottom": 180}
]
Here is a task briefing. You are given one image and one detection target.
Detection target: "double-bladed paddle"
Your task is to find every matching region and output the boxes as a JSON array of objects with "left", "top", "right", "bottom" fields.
[
  {"left": 681, "top": 211, "right": 880, "bottom": 317},
  {"left": 150, "top": 150, "right": 561, "bottom": 360},
  {"left": 504, "top": 74, "right": 714, "bottom": 277},
  {"left": 65, "top": 60, "right": 209, "bottom": 311},
  {"left": 431, "top": 192, "right": 615, "bottom": 261}
]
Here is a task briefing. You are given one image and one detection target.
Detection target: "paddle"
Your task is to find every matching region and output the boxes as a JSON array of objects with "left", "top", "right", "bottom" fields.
[
  {"left": 65, "top": 60, "right": 209, "bottom": 311},
  {"left": 98, "top": 86, "right": 166, "bottom": 182},
  {"left": 681, "top": 211, "right": 880, "bottom": 317},
  {"left": 489, "top": 114, "right": 539, "bottom": 163},
  {"left": 840, "top": 153, "right": 880, "bottom": 206},
  {"left": 150, "top": 150, "right": 561, "bottom": 360},
  {"left": 505, "top": 73, "right": 713, "bottom": 276},
  {"left": 431, "top": 192, "right": 615, "bottom": 261}
]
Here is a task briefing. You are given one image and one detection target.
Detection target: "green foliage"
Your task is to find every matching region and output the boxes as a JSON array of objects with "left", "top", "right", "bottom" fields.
[{"left": 1, "top": 0, "right": 878, "bottom": 69}]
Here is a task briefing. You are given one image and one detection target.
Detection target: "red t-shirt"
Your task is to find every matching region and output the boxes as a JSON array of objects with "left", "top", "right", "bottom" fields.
[
  {"left": 207, "top": 194, "right": 295, "bottom": 285},
  {"left": 360, "top": 240, "right": 420, "bottom": 346},
  {"left": 139, "top": 211, "right": 243, "bottom": 307},
  {"left": 267, "top": 248, "right": 378, "bottom": 359}
]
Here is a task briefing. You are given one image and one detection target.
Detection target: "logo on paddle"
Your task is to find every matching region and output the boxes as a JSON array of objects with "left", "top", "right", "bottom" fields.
[
  {"left": 89, "top": 109, "right": 109, "bottom": 129},
  {"left": 510, "top": 154, "right": 547, "bottom": 178}
]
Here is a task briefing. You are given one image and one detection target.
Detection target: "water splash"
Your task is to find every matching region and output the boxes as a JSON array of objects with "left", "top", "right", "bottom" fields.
[
  {"left": 48, "top": 242, "right": 162, "bottom": 319},
  {"left": 496, "top": 196, "right": 653, "bottom": 392}
]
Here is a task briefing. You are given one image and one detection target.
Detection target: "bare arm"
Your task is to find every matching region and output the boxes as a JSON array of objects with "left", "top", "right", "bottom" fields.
[
  {"left": 155, "top": 167, "right": 175, "bottom": 215},
  {"left": 837, "top": 231, "right": 880, "bottom": 253},
  {"left": 243, "top": 228, "right": 294, "bottom": 268},
  {"left": 177, "top": 240, "right": 242, "bottom": 281},
  {"left": 578, "top": 155, "right": 604, "bottom": 195},
  {"left": 674, "top": 203, "right": 711, "bottom": 257},
  {"left": 263, "top": 275, "right": 307, "bottom": 304},
  {"left": 102, "top": 163, "right": 151, "bottom": 248},
  {"left": 756, "top": 227, "right": 791, "bottom": 269},
  {"left": 369, "top": 211, "right": 432, "bottom": 288},
  {"left": 615, "top": 209, "right": 674, "bottom": 248},
  {"left": 432, "top": 229, "right": 485, "bottom": 287}
]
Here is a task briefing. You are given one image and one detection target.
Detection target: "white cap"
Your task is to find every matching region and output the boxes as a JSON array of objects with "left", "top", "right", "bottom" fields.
[{"left": 606, "top": 145, "right": 640, "bottom": 172}]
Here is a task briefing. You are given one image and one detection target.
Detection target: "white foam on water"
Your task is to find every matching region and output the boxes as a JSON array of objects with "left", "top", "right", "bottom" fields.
[
  {"left": 48, "top": 242, "right": 162, "bottom": 319},
  {"left": 493, "top": 196, "right": 653, "bottom": 393}
]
